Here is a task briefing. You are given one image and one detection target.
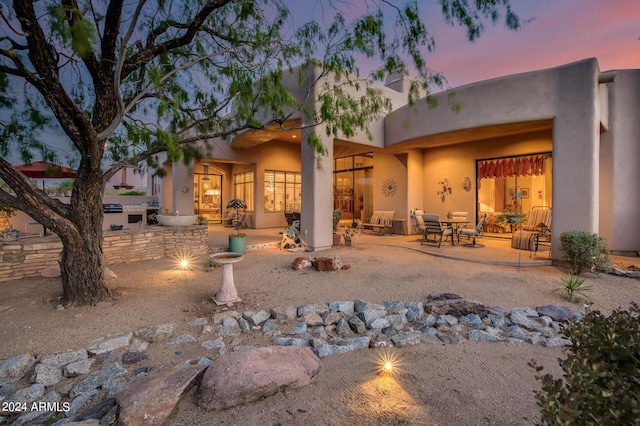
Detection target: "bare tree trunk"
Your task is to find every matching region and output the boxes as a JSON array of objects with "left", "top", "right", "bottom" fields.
[
  {"left": 59, "top": 230, "right": 110, "bottom": 305},
  {"left": 56, "top": 164, "right": 110, "bottom": 306}
]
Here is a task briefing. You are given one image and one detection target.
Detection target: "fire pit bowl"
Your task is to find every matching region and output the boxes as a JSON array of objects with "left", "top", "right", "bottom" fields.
[{"left": 156, "top": 214, "right": 198, "bottom": 226}]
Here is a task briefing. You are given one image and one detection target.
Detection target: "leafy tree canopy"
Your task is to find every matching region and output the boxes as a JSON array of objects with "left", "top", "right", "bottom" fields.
[{"left": 0, "top": 0, "right": 519, "bottom": 305}]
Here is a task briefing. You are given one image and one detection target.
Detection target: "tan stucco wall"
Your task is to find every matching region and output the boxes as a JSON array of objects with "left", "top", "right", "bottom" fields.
[
  {"left": 421, "top": 132, "right": 552, "bottom": 221},
  {"left": 600, "top": 70, "right": 640, "bottom": 253},
  {"left": 373, "top": 153, "right": 409, "bottom": 218}
]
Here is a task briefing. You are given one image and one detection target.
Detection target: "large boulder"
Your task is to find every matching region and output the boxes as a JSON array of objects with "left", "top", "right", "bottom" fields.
[
  {"left": 115, "top": 364, "right": 206, "bottom": 425},
  {"left": 425, "top": 297, "right": 490, "bottom": 317},
  {"left": 196, "top": 346, "right": 320, "bottom": 411}
]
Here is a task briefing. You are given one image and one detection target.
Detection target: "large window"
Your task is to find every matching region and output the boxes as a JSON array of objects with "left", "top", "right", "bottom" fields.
[
  {"left": 234, "top": 171, "right": 254, "bottom": 211},
  {"left": 264, "top": 171, "right": 301, "bottom": 212},
  {"left": 333, "top": 154, "right": 373, "bottom": 222}
]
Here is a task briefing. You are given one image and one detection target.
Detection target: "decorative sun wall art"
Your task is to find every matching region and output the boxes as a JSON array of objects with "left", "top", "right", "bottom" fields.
[{"left": 382, "top": 179, "right": 397, "bottom": 197}]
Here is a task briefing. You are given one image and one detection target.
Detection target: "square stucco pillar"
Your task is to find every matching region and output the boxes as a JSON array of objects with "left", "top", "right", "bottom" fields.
[
  {"left": 171, "top": 161, "right": 195, "bottom": 214},
  {"left": 550, "top": 62, "right": 601, "bottom": 259},
  {"left": 300, "top": 127, "right": 334, "bottom": 251}
]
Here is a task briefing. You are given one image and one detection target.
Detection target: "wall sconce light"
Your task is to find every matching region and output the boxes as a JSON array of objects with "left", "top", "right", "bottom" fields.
[
  {"left": 181, "top": 186, "right": 189, "bottom": 194},
  {"left": 462, "top": 177, "right": 472, "bottom": 192},
  {"left": 202, "top": 162, "right": 210, "bottom": 180}
]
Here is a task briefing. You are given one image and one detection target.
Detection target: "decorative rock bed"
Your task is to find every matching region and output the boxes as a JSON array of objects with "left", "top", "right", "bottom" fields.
[{"left": 0, "top": 295, "right": 580, "bottom": 425}]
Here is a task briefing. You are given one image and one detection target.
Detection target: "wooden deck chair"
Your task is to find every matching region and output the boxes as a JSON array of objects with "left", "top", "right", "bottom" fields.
[
  {"left": 222, "top": 209, "right": 236, "bottom": 227},
  {"left": 421, "top": 214, "right": 453, "bottom": 247},
  {"left": 232, "top": 212, "right": 247, "bottom": 229}
]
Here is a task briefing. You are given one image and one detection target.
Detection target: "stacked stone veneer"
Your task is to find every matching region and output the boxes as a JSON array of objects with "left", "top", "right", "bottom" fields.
[{"left": 0, "top": 226, "right": 208, "bottom": 282}]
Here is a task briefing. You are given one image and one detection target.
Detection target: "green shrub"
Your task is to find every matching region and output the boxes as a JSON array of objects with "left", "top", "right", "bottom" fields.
[
  {"left": 559, "top": 230, "right": 611, "bottom": 275},
  {"left": 119, "top": 190, "right": 146, "bottom": 196},
  {"left": 530, "top": 303, "right": 640, "bottom": 425}
]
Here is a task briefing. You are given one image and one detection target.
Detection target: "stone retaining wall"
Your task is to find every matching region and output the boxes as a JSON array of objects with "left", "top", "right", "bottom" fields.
[{"left": 0, "top": 226, "right": 209, "bottom": 282}]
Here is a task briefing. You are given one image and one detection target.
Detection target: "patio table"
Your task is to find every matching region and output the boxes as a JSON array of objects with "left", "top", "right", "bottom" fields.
[{"left": 441, "top": 219, "right": 470, "bottom": 246}]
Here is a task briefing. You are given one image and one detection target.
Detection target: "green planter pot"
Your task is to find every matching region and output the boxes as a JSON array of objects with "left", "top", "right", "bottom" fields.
[{"left": 228, "top": 235, "right": 247, "bottom": 254}]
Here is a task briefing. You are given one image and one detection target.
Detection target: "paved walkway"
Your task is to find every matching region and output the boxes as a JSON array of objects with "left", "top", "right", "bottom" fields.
[{"left": 207, "top": 225, "right": 553, "bottom": 267}]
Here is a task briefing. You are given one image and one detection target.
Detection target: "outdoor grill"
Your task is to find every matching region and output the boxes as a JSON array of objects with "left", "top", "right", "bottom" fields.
[{"left": 103, "top": 203, "right": 123, "bottom": 214}]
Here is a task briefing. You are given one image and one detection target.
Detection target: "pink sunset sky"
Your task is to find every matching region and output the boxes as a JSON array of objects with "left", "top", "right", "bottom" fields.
[
  {"left": 292, "top": 0, "right": 639, "bottom": 90},
  {"left": 421, "top": 0, "right": 639, "bottom": 90}
]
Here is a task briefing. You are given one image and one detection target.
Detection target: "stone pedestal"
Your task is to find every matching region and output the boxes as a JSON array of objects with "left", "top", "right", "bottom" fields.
[{"left": 209, "top": 252, "right": 244, "bottom": 305}]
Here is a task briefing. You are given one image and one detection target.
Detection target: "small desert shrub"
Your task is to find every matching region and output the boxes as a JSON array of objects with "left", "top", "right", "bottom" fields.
[
  {"left": 556, "top": 274, "right": 591, "bottom": 303},
  {"left": 530, "top": 303, "right": 640, "bottom": 425},
  {"left": 559, "top": 230, "right": 611, "bottom": 275}
]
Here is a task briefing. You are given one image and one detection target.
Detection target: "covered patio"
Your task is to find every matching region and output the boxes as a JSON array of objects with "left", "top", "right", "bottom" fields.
[{"left": 205, "top": 225, "right": 552, "bottom": 267}]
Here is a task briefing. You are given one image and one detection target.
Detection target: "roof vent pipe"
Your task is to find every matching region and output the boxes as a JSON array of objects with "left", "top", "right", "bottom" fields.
[{"left": 598, "top": 71, "right": 616, "bottom": 84}]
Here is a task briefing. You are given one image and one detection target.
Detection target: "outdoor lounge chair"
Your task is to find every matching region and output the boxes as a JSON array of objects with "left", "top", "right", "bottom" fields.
[
  {"left": 457, "top": 212, "right": 488, "bottom": 247},
  {"left": 511, "top": 206, "right": 552, "bottom": 251},
  {"left": 421, "top": 214, "right": 453, "bottom": 247},
  {"left": 410, "top": 209, "right": 425, "bottom": 234}
]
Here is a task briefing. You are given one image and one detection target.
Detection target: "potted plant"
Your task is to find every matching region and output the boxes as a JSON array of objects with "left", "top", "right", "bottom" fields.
[
  {"left": 227, "top": 199, "right": 247, "bottom": 254},
  {"left": 497, "top": 208, "right": 527, "bottom": 227},
  {"left": 332, "top": 210, "right": 342, "bottom": 246}
]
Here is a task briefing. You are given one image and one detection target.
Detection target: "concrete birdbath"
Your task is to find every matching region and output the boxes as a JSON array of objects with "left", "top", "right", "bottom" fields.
[{"left": 209, "top": 252, "right": 244, "bottom": 305}]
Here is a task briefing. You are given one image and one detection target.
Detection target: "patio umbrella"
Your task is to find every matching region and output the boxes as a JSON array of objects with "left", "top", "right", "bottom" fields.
[
  {"left": 226, "top": 199, "right": 247, "bottom": 234},
  {"left": 226, "top": 199, "right": 247, "bottom": 210},
  {"left": 14, "top": 161, "right": 77, "bottom": 191}
]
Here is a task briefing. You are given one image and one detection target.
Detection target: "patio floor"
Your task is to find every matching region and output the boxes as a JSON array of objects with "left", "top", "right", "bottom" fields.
[{"left": 207, "top": 225, "right": 553, "bottom": 267}]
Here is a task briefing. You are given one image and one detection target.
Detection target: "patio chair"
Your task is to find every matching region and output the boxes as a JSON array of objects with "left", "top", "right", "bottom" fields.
[
  {"left": 222, "top": 209, "right": 236, "bottom": 227},
  {"left": 421, "top": 214, "right": 453, "bottom": 247},
  {"left": 410, "top": 209, "right": 425, "bottom": 234},
  {"left": 450, "top": 211, "right": 468, "bottom": 220},
  {"left": 232, "top": 212, "right": 247, "bottom": 229},
  {"left": 511, "top": 206, "right": 552, "bottom": 251},
  {"left": 457, "top": 212, "right": 488, "bottom": 247}
]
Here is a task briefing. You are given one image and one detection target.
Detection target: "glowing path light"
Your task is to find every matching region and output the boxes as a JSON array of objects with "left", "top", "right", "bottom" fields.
[
  {"left": 375, "top": 349, "right": 403, "bottom": 376},
  {"left": 175, "top": 253, "right": 193, "bottom": 271}
]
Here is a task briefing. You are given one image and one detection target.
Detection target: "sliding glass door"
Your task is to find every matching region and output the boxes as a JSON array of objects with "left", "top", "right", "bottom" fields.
[{"left": 477, "top": 153, "right": 552, "bottom": 236}]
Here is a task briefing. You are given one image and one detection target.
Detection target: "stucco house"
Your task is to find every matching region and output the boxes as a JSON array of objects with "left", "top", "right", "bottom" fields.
[{"left": 153, "top": 58, "right": 640, "bottom": 259}]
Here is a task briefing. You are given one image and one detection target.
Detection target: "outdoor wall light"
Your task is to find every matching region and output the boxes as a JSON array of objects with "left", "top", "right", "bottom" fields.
[
  {"left": 202, "top": 162, "right": 210, "bottom": 180},
  {"left": 462, "top": 176, "right": 472, "bottom": 192},
  {"left": 181, "top": 186, "right": 189, "bottom": 193}
]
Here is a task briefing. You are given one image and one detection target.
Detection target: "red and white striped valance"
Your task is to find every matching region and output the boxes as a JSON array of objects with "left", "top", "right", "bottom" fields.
[{"left": 478, "top": 155, "right": 545, "bottom": 179}]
